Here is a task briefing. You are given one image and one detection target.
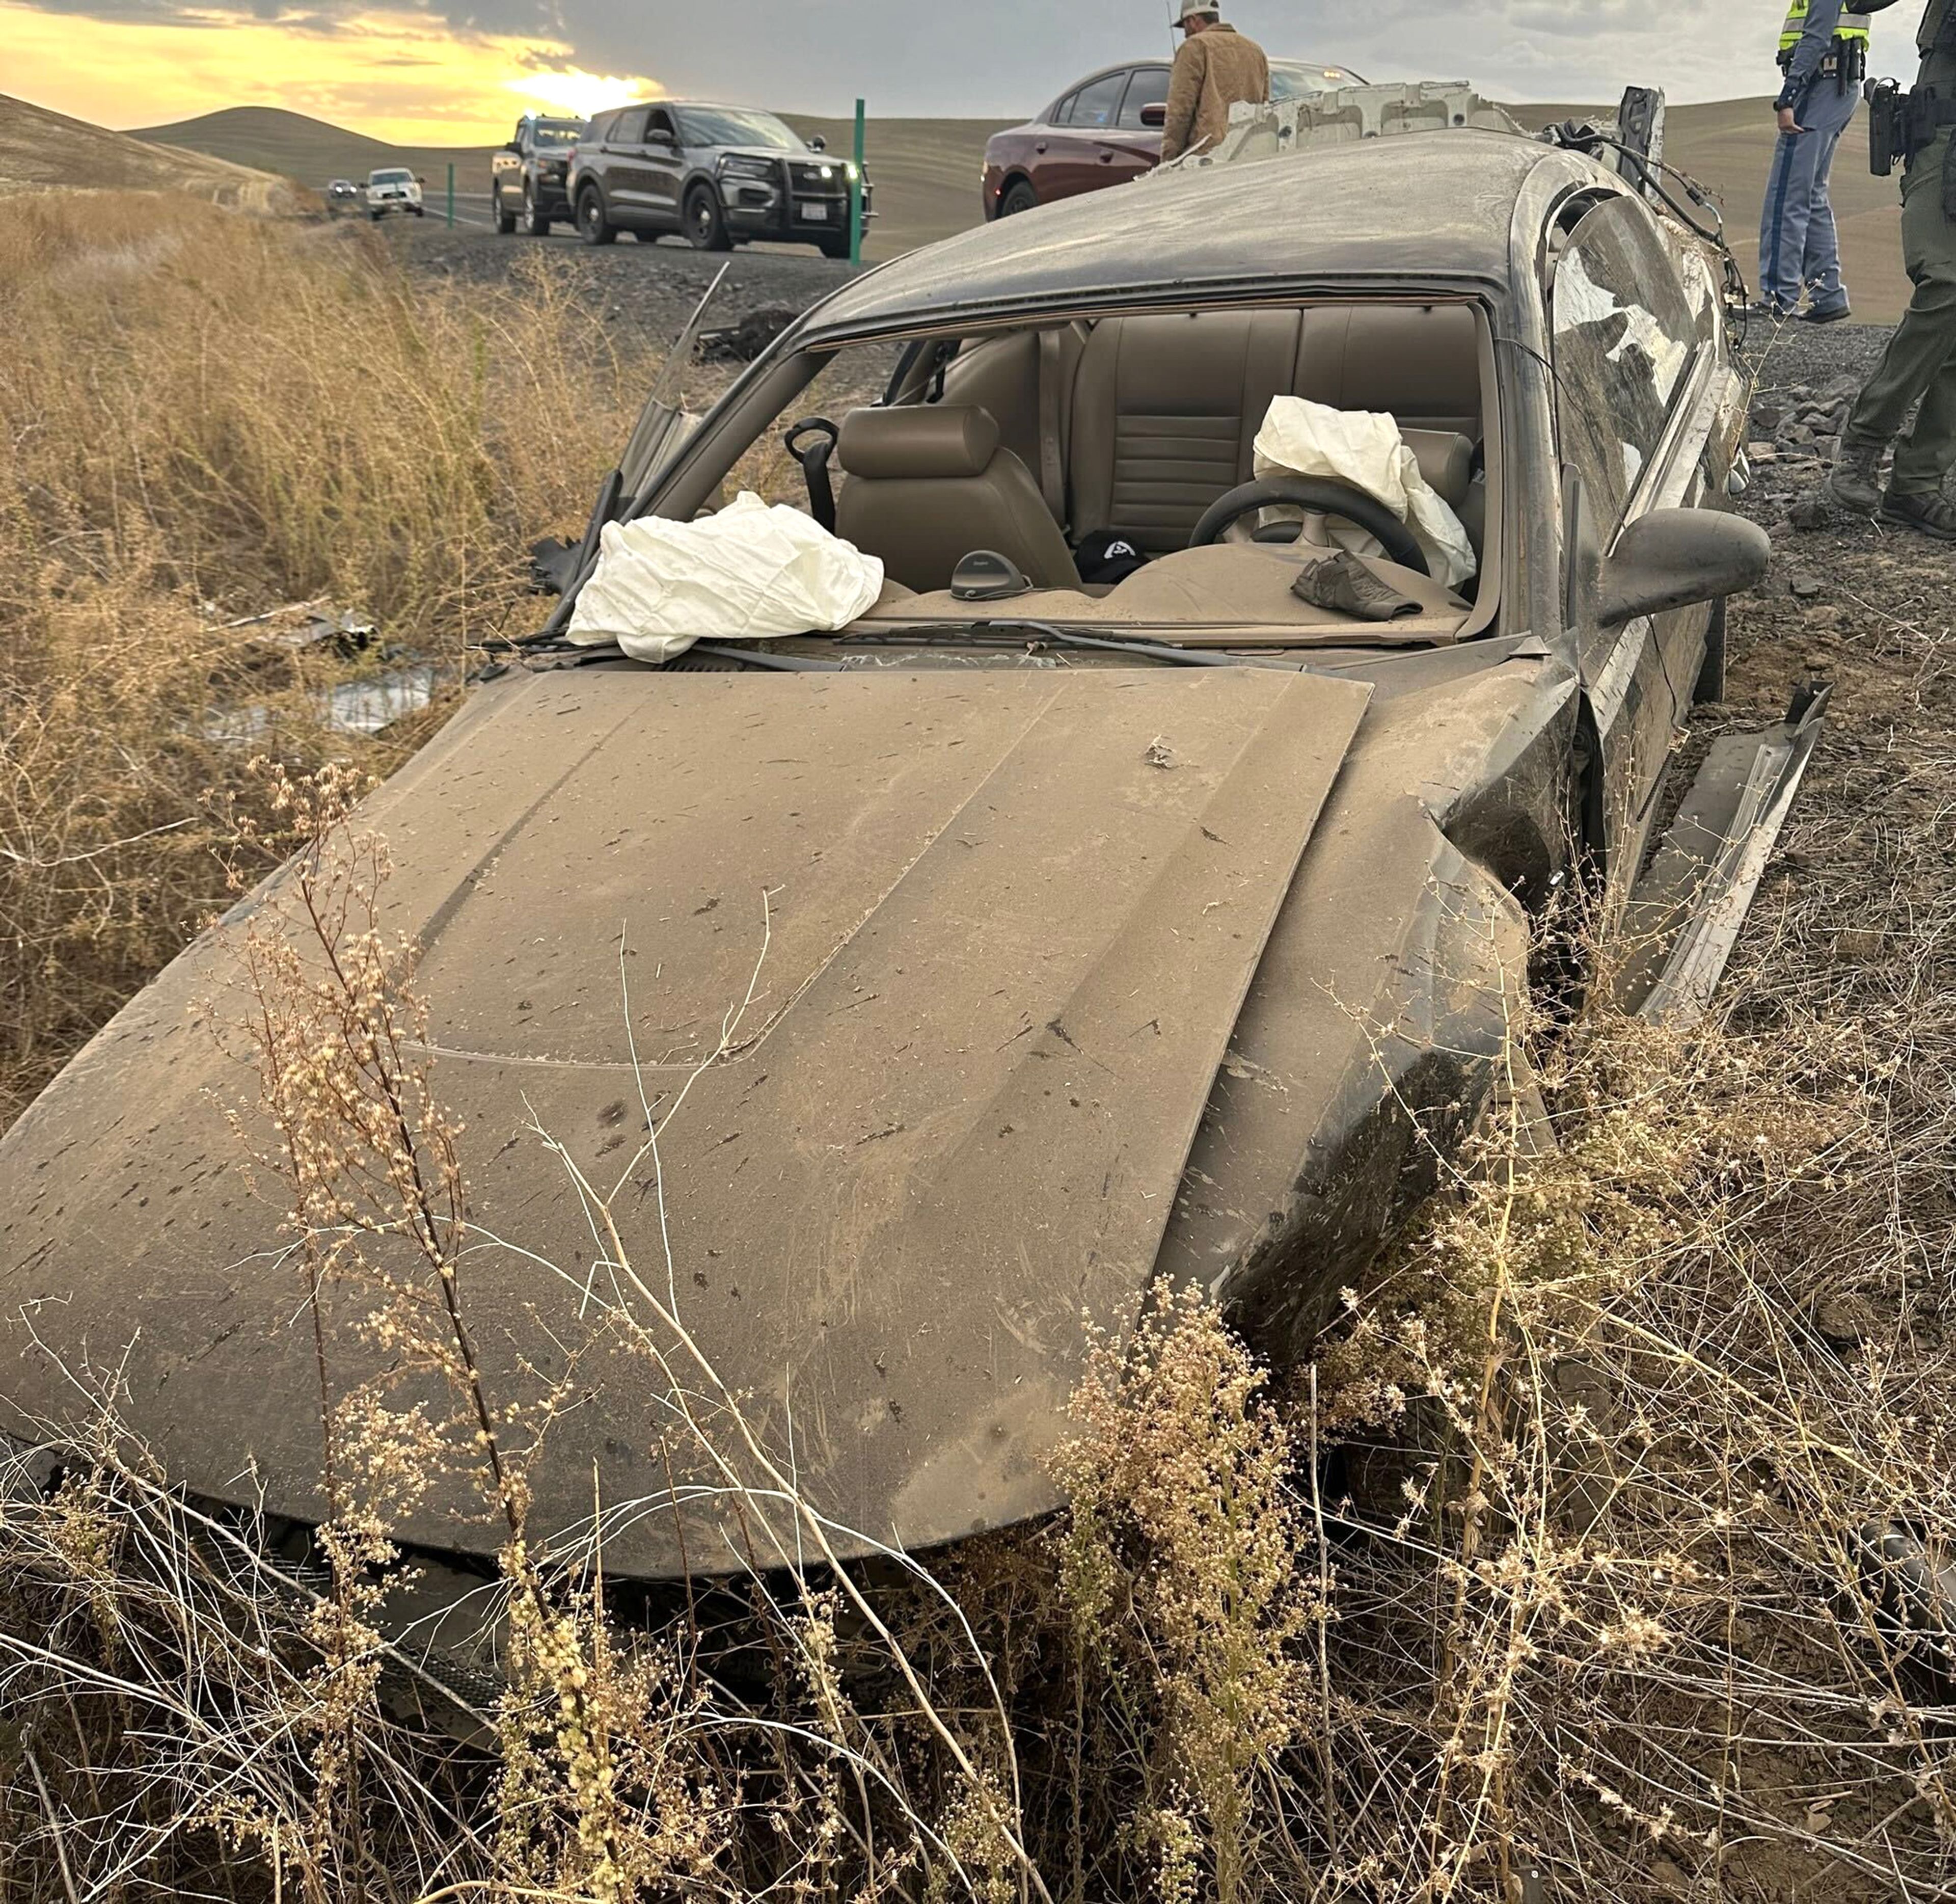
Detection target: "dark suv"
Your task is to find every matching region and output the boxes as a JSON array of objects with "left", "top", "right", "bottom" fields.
[
  {"left": 981, "top": 57, "right": 1363, "bottom": 219},
  {"left": 492, "top": 114, "right": 585, "bottom": 236},
  {"left": 568, "top": 102, "right": 872, "bottom": 256}
]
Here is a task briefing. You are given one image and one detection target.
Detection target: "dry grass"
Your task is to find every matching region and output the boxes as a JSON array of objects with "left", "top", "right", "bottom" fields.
[
  {"left": 4, "top": 634, "right": 1952, "bottom": 1900},
  {"left": 5, "top": 191, "right": 1955, "bottom": 1904},
  {"left": 0, "top": 192, "right": 648, "bottom": 1127}
]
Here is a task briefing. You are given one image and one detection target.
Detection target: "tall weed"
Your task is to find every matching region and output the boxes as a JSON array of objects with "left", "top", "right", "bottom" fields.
[{"left": 0, "top": 193, "right": 646, "bottom": 1125}]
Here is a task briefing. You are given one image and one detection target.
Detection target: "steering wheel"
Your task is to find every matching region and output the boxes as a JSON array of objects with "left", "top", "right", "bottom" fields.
[{"left": 1188, "top": 475, "right": 1429, "bottom": 577}]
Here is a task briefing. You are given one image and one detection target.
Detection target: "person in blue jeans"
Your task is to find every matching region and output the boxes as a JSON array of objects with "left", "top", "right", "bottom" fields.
[{"left": 1757, "top": 2, "right": 1879, "bottom": 320}]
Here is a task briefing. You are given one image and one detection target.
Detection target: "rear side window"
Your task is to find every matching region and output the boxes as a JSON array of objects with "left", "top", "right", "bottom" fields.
[
  {"left": 1049, "top": 90, "right": 1080, "bottom": 127},
  {"left": 610, "top": 109, "right": 648, "bottom": 146},
  {"left": 586, "top": 111, "right": 614, "bottom": 143},
  {"left": 1069, "top": 71, "right": 1128, "bottom": 130},
  {"left": 1120, "top": 67, "right": 1172, "bottom": 127},
  {"left": 1551, "top": 195, "right": 1698, "bottom": 527}
]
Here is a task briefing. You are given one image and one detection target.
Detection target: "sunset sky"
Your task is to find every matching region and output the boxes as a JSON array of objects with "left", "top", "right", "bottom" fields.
[{"left": 4, "top": 0, "right": 1858, "bottom": 145}]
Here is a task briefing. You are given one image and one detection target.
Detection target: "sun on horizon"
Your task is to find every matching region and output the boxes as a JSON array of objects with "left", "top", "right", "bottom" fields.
[{"left": 1, "top": 2, "right": 664, "bottom": 146}]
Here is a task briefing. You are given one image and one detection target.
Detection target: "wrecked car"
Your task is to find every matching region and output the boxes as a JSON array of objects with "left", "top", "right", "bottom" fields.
[{"left": 2, "top": 128, "right": 1812, "bottom": 1588}]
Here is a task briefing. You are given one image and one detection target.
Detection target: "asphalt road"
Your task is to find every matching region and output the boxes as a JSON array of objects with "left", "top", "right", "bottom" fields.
[{"left": 417, "top": 189, "right": 875, "bottom": 262}]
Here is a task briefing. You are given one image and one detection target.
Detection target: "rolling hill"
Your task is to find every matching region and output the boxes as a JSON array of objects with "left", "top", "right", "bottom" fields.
[
  {"left": 132, "top": 103, "right": 1003, "bottom": 259},
  {"left": 130, "top": 95, "right": 1913, "bottom": 317},
  {"left": 0, "top": 93, "right": 290, "bottom": 210},
  {"left": 129, "top": 105, "right": 495, "bottom": 197},
  {"left": 1509, "top": 97, "right": 1909, "bottom": 324}
]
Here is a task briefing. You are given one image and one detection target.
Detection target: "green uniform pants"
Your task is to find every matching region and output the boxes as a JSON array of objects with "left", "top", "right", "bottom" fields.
[
  {"left": 1846, "top": 130, "right": 1956, "bottom": 491},
  {"left": 1845, "top": 130, "right": 1956, "bottom": 495}
]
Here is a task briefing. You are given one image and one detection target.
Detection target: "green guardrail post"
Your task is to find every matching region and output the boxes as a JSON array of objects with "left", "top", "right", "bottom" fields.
[
  {"left": 850, "top": 98, "right": 865, "bottom": 266},
  {"left": 446, "top": 163, "right": 455, "bottom": 229}
]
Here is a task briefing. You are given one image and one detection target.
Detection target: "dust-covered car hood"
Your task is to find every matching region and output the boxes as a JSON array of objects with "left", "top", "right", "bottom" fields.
[{"left": 0, "top": 664, "right": 1369, "bottom": 1576}]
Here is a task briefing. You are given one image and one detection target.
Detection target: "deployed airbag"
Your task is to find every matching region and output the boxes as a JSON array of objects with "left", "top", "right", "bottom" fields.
[
  {"left": 567, "top": 491, "right": 885, "bottom": 662},
  {"left": 1253, "top": 396, "right": 1478, "bottom": 592}
]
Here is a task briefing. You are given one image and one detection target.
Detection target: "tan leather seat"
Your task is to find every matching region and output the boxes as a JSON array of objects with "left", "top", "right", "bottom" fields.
[
  {"left": 1066, "top": 305, "right": 1483, "bottom": 554},
  {"left": 835, "top": 405, "right": 1080, "bottom": 595},
  {"left": 1400, "top": 429, "right": 1474, "bottom": 509},
  {"left": 1293, "top": 305, "right": 1481, "bottom": 437},
  {"left": 1069, "top": 311, "right": 1304, "bottom": 554}
]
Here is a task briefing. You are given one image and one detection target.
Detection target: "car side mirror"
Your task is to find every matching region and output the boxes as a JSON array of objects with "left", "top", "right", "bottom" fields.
[
  {"left": 808, "top": 134, "right": 827, "bottom": 151},
  {"left": 1140, "top": 103, "right": 1167, "bottom": 128},
  {"left": 505, "top": 141, "right": 522, "bottom": 153},
  {"left": 415, "top": 176, "right": 427, "bottom": 185},
  {"left": 1595, "top": 509, "right": 1771, "bottom": 629}
]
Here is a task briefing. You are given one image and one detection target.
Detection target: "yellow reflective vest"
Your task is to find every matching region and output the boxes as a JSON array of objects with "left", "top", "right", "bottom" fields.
[{"left": 1780, "top": 2, "right": 1872, "bottom": 50}]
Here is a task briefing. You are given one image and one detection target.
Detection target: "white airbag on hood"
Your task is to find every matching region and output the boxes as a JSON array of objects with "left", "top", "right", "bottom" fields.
[
  {"left": 567, "top": 492, "right": 885, "bottom": 663},
  {"left": 1253, "top": 396, "right": 1478, "bottom": 593}
]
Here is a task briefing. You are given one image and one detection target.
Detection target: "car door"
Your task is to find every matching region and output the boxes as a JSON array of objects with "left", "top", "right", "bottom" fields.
[
  {"left": 494, "top": 118, "right": 524, "bottom": 213},
  {"left": 1551, "top": 191, "right": 1723, "bottom": 899},
  {"left": 1040, "top": 70, "right": 1131, "bottom": 202},
  {"left": 1103, "top": 65, "right": 1170, "bottom": 180},
  {"left": 597, "top": 108, "right": 651, "bottom": 222},
  {"left": 642, "top": 107, "right": 685, "bottom": 231}
]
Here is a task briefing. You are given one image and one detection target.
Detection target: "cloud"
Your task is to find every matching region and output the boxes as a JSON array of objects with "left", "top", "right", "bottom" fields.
[
  {"left": 0, "top": 0, "right": 662, "bottom": 142},
  {"left": 7, "top": 0, "right": 1899, "bottom": 138}
]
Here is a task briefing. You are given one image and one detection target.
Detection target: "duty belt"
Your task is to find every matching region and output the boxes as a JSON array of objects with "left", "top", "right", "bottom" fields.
[
  {"left": 1868, "top": 78, "right": 1956, "bottom": 174},
  {"left": 1780, "top": 35, "right": 1871, "bottom": 82}
]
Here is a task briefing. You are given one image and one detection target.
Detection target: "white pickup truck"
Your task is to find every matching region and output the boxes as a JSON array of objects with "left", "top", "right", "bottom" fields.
[{"left": 364, "top": 168, "right": 425, "bottom": 220}]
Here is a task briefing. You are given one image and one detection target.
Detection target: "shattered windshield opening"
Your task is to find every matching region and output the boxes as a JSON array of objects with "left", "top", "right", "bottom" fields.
[{"left": 564, "top": 297, "right": 1502, "bottom": 665}]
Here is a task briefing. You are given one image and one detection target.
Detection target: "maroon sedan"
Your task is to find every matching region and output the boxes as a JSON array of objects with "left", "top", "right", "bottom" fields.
[{"left": 981, "top": 57, "right": 1364, "bottom": 219}]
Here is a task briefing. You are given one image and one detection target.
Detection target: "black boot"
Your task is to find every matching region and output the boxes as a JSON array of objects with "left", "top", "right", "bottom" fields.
[
  {"left": 1824, "top": 438, "right": 1885, "bottom": 517},
  {"left": 1879, "top": 490, "right": 1956, "bottom": 542}
]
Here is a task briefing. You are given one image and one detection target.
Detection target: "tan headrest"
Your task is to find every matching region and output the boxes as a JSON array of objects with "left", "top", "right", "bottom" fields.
[
  {"left": 838, "top": 406, "right": 1001, "bottom": 481},
  {"left": 1402, "top": 429, "right": 1474, "bottom": 509}
]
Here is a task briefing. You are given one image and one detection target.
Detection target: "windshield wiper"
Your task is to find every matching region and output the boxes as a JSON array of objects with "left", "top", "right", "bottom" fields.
[{"left": 863, "top": 620, "right": 1266, "bottom": 668}]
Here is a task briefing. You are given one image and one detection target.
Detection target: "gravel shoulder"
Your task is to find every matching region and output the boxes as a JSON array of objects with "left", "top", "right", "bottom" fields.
[{"left": 387, "top": 216, "right": 864, "bottom": 357}]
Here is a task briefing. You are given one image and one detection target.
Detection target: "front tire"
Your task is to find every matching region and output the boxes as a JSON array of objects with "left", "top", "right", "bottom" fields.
[
  {"left": 1000, "top": 179, "right": 1038, "bottom": 218},
  {"left": 495, "top": 192, "right": 518, "bottom": 235},
  {"left": 818, "top": 234, "right": 852, "bottom": 261},
  {"left": 685, "top": 184, "right": 732, "bottom": 252},
  {"left": 577, "top": 188, "right": 617, "bottom": 246},
  {"left": 524, "top": 185, "right": 551, "bottom": 237}
]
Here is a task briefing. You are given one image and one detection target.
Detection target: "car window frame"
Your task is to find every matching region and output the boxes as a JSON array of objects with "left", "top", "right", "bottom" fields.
[
  {"left": 607, "top": 109, "right": 650, "bottom": 147},
  {"left": 1547, "top": 191, "right": 1704, "bottom": 537},
  {"left": 1048, "top": 89, "right": 1081, "bottom": 128},
  {"left": 1067, "top": 69, "right": 1130, "bottom": 133},
  {"left": 1117, "top": 65, "right": 1173, "bottom": 129}
]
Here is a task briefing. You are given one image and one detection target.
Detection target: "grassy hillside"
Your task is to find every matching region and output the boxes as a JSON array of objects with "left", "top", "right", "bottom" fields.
[
  {"left": 128, "top": 104, "right": 495, "bottom": 195},
  {"left": 783, "top": 115, "right": 1000, "bottom": 258},
  {"left": 130, "top": 93, "right": 1913, "bottom": 317},
  {"left": 133, "top": 103, "right": 1006, "bottom": 257},
  {"left": 0, "top": 92, "right": 291, "bottom": 210},
  {"left": 1508, "top": 96, "right": 1909, "bottom": 323}
]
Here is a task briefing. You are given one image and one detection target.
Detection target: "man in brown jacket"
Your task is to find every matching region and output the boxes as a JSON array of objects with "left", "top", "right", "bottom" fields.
[{"left": 1161, "top": 1, "right": 1271, "bottom": 161}]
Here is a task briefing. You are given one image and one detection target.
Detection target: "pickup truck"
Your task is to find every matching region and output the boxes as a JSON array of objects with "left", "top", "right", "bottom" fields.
[
  {"left": 365, "top": 168, "right": 424, "bottom": 219},
  {"left": 492, "top": 114, "right": 586, "bottom": 236}
]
